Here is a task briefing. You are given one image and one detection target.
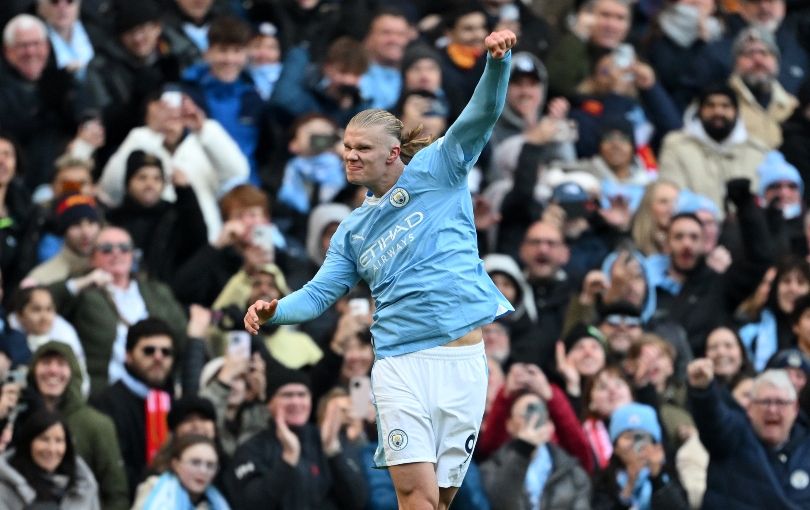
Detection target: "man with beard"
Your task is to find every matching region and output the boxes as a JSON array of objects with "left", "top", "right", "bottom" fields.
[
  {"left": 729, "top": 27, "right": 798, "bottom": 149},
  {"left": 651, "top": 201, "right": 771, "bottom": 356},
  {"left": 659, "top": 84, "right": 768, "bottom": 209},
  {"left": 91, "top": 318, "right": 176, "bottom": 499}
]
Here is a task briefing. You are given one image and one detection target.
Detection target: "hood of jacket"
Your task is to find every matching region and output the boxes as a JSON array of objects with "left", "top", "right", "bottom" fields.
[
  {"left": 306, "top": 202, "right": 351, "bottom": 265},
  {"left": 27, "top": 341, "right": 84, "bottom": 417},
  {"left": 484, "top": 253, "right": 537, "bottom": 322},
  {"left": 682, "top": 102, "right": 751, "bottom": 153}
]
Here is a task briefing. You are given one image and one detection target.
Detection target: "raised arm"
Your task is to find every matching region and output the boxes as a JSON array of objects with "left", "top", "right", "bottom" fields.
[
  {"left": 245, "top": 245, "right": 360, "bottom": 333},
  {"left": 445, "top": 30, "right": 515, "bottom": 164}
]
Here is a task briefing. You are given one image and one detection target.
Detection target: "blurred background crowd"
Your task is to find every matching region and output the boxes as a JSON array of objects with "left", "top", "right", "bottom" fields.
[{"left": 1, "top": 0, "right": 810, "bottom": 508}]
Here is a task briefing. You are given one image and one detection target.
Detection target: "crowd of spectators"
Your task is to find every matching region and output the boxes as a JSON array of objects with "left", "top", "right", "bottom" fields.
[{"left": 1, "top": 0, "right": 810, "bottom": 508}]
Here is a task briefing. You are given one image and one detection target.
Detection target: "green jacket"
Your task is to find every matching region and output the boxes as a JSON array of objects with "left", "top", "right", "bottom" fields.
[
  {"left": 50, "top": 275, "right": 188, "bottom": 395},
  {"left": 29, "top": 341, "right": 130, "bottom": 510},
  {"left": 545, "top": 31, "right": 591, "bottom": 98}
]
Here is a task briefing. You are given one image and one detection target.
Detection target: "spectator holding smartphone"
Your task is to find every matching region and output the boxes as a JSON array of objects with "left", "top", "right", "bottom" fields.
[
  {"left": 591, "top": 402, "right": 688, "bottom": 509},
  {"left": 481, "top": 391, "right": 592, "bottom": 509}
]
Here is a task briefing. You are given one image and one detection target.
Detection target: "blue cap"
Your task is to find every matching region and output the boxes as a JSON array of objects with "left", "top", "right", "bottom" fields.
[
  {"left": 675, "top": 189, "right": 720, "bottom": 219},
  {"left": 552, "top": 182, "right": 588, "bottom": 203},
  {"left": 609, "top": 403, "right": 661, "bottom": 443},
  {"left": 758, "top": 151, "right": 803, "bottom": 197},
  {"left": 766, "top": 349, "right": 810, "bottom": 375}
]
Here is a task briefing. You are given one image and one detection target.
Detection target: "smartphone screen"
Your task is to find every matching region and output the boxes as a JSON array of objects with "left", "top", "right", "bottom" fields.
[
  {"left": 227, "top": 331, "right": 251, "bottom": 360},
  {"left": 349, "top": 376, "right": 372, "bottom": 419}
]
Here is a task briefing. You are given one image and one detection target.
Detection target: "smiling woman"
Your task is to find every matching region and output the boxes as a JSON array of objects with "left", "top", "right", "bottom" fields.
[{"left": 0, "top": 409, "right": 101, "bottom": 509}]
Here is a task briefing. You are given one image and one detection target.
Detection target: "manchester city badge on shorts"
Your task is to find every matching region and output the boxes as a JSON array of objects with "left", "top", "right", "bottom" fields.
[
  {"left": 389, "top": 188, "right": 410, "bottom": 208},
  {"left": 388, "top": 429, "right": 408, "bottom": 451}
]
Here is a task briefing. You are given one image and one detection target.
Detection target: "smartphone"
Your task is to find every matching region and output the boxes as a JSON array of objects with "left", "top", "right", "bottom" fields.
[
  {"left": 161, "top": 90, "right": 183, "bottom": 109},
  {"left": 5, "top": 367, "right": 27, "bottom": 389},
  {"left": 348, "top": 298, "right": 370, "bottom": 317},
  {"left": 251, "top": 224, "right": 275, "bottom": 253},
  {"left": 632, "top": 432, "right": 652, "bottom": 453},
  {"left": 524, "top": 401, "right": 548, "bottom": 429},
  {"left": 613, "top": 43, "right": 635, "bottom": 70},
  {"left": 349, "top": 376, "right": 372, "bottom": 419},
  {"left": 310, "top": 133, "right": 338, "bottom": 154},
  {"left": 227, "top": 331, "right": 251, "bottom": 360}
]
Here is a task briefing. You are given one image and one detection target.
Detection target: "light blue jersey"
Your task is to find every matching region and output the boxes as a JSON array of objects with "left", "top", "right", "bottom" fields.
[{"left": 270, "top": 52, "right": 515, "bottom": 357}]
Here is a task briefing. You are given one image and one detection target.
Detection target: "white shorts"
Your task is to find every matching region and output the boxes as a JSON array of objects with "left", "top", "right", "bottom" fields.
[{"left": 371, "top": 340, "right": 487, "bottom": 487}]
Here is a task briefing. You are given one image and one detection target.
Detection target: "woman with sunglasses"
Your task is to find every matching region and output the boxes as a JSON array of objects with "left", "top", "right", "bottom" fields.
[
  {"left": 132, "top": 434, "right": 230, "bottom": 510},
  {"left": 0, "top": 408, "right": 100, "bottom": 509}
]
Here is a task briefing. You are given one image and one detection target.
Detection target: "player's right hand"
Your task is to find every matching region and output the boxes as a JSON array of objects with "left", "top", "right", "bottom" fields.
[
  {"left": 485, "top": 30, "right": 516, "bottom": 60},
  {"left": 244, "top": 299, "right": 278, "bottom": 335}
]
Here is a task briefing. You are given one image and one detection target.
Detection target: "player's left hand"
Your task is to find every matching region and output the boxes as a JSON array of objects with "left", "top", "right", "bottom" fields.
[{"left": 485, "top": 30, "right": 517, "bottom": 60}]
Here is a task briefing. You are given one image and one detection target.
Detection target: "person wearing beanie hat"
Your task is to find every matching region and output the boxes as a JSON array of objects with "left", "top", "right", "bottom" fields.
[
  {"left": 25, "top": 193, "right": 101, "bottom": 286},
  {"left": 85, "top": 0, "right": 182, "bottom": 152},
  {"left": 766, "top": 349, "right": 810, "bottom": 394},
  {"left": 596, "top": 301, "right": 643, "bottom": 360},
  {"left": 559, "top": 322, "right": 607, "bottom": 388},
  {"left": 227, "top": 359, "right": 368, "bottom": 509},
  {"left": 758, "top": 150, "right": 803, "bottom": 209},
  {"left": 608, "top": 402, "right": 662, "bottom": 443},
  {"left": 728, "top": 26, "right": 798, "bottom": 150},
  {"left": 167, "top": 395, "right": 217, "bottom": 436},
  {"left": 658, "top": 82, "right": 767, "bottom": 210},
  {"left": 106, "top": 149, "right": 208, "bottom": 284},
  {"left": 673, "top": 188, "right": 729, "bottom": 272},
  {"left": 592, "top": 402, "right": 688, "bottom": 509}
]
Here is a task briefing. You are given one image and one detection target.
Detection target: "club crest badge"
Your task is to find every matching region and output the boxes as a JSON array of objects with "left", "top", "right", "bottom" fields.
[
  {"left": 388, "top": 429, "right": 408, "bottom": 451},
  {"left": 389, "top": 188, "right": 410, "bottom": 208}
]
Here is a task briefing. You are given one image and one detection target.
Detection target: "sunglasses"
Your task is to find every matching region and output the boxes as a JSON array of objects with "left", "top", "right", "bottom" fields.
[
  {"left": 95, "top": 242, "right": 133, "bottom": 254},
  {"left": 141, "top": 346, "right": 173, "bottom": 357},
  {"left": 604, "top": 314, "right": 642, "bottom": 327}
]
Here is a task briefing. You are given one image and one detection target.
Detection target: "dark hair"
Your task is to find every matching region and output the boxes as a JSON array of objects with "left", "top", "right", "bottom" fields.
[
  {"left": 369, "top": 6, "right": 411, "bottom": 26},
  {"left": 0, "top": 130, "right": 22, "bottom": 177},
  {"left": 792, "top": 294, "right": 810, "bottom": 325},
  {"left": 219, "top": 184, "right": 270, "bottom": 221},
  {"left": 771, "top": 256, "right": 810, "bottom": 313},
  {"left": 10, "top": 409, "right": 77, "bottom": 500},
  {"left": 325, "top": 36, "right": 369, "bottom": 75},
  {"left": 704, "top": 325, "right": 754, "bottom": 384},
  {"left": 582, "top": 365, "right": 631, "bottom": 420},
  {"left": 287, "top": 113, "right": 338, "bottom": 143},
  {"left": 668, "top": 212, "right": 703, "bottom": 231},
  {"left": 126, "top": 317, "right": 175, "bottom": 352},
  {"left": 207, "top": 15, "right": 252, "bottom": 48},
  {"left": 12, "top": 285, "right": 52, "bottom": 315},
  {"left": 170, "top": 434, "right": 218, "bottom": 470},
  {"left": 443, "top": 2, "right": 488, "bottom": 31}
]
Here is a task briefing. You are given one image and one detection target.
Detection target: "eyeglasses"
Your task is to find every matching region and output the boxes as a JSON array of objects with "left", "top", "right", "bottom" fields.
[
  {"left": 604, "top": 314, "right": 642, "bottom": 327},
  {"left": 181, "top": 458, "right": 218, "bottom": 474},
  {"left": 752, "top": 398, "right": 795, "bottom": 409},
  {"left": 95, "top": 242, "right": 133, "bottom": 254},
  {"left": 140, "top": 346, "right": 173, "bottom": 358}
]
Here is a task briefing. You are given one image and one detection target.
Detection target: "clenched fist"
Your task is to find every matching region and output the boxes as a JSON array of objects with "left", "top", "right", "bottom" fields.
[
  {"left": 687, "top": 358, "right": 715, "bottom": 389},
  {"left": 485, "top": 30, "right": 517, "bottom": 60}
]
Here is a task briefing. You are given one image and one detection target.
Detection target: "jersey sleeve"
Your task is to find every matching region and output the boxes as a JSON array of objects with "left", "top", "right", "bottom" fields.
[
  {"left": 416, "top": 51, "right": 511, "bottom": 188},
  {"left": 270, "top": 234, "right": 360, "bottom": 324}
]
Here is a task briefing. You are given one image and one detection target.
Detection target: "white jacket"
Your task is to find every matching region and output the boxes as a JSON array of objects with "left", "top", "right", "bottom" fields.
[{"left": 99, "top": 120, "right": 249, "bottom": 241}]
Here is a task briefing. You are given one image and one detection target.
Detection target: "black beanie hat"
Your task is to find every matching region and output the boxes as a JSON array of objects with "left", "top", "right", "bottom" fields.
[
  {"left": 697, "top": 83, "right": 739, "bottom": 111},
  {"left": 125, "top": 150, "right": 164, "bottom": 187},
  {"left": 265, "top": 366, "right": 311, "bottom": 401},
  {"left": 168, "top": 395, "right": 217, "bottom": 431},
  {"left": 563, "top": 322, "right": 606, "bottom": 353},
  {"left": 53, "top": 193, "right": 100, "bottom": 235},
  {"left": 115, "top": 0, "right": 161, "bottom": 36}
]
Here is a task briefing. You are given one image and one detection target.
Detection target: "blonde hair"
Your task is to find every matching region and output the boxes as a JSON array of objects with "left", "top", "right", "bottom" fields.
[
  {"left": 347, "top": 109, "right": 433, "bottom": 164},
  {"left": 631, "top": 180, "right": 679, "bottom": 256}
]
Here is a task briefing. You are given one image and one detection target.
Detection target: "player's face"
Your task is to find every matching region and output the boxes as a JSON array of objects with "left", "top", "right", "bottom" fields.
[{"left": 343, "top": 127, "right": 399, "bottom": 192}]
